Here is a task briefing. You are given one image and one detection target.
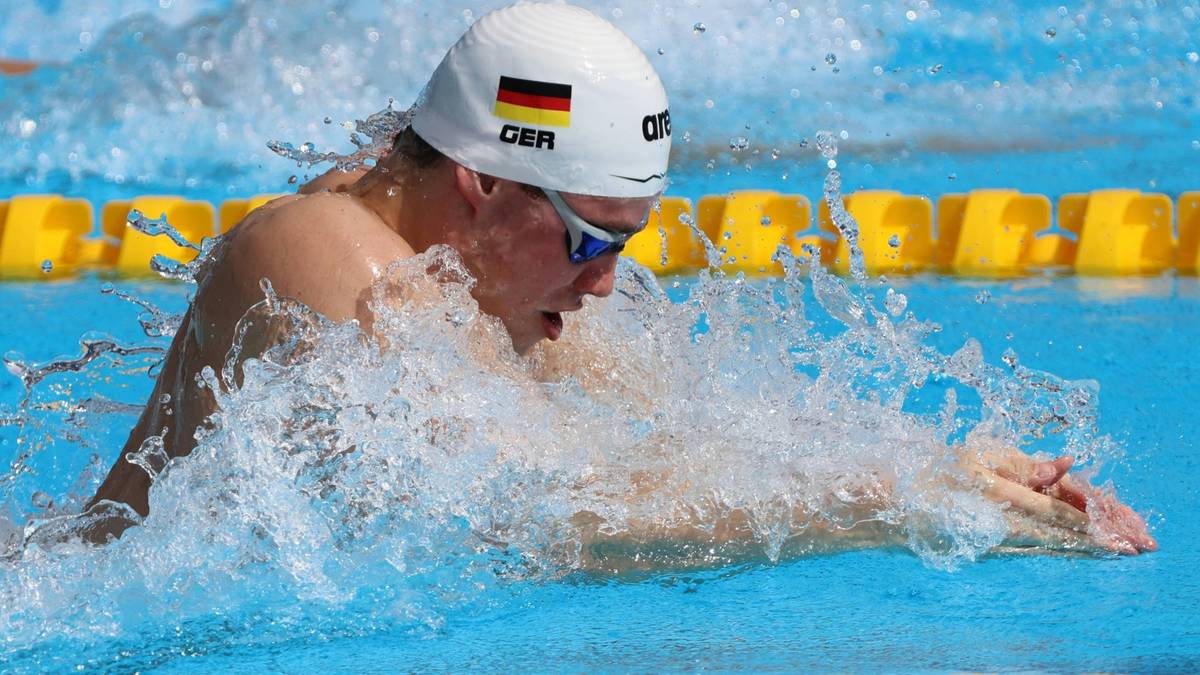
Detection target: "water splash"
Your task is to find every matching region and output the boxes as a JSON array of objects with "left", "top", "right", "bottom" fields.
[
  {"left": 267, "top": 104, "right": 409, "bottom": 173},
  {"left": 100, "top": 283, "right": 183, "bottom": 338},
  {"left": 0, "top": 205, "right": 211, "bottom": 569},
  {"left": 815, "top": 130, "right": 867, "bottom": 283},
  {"left": 0, "top": 228, "right": 1130, "bottom": 662}
]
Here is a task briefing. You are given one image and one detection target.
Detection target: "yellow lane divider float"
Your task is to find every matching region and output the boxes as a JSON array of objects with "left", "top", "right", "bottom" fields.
[
  {"left": 818, "top": 190, "right": 932, "bottom": 274},
  {"left": 1060, "top": 189, "right": 1174, "bottom": 275},
  {"left": 99, "top": 197, "right": 215, "bottom": 274},
  {"left": 936, "top": 190, "right": 1057, "bottom": 274},
  {"left": 2, "top": 190, "right": 1200, "bottom": 279},
  {"left": 623, "top": 196, "right": 703, "bottom": 274},
  {"left": 0, "top": 195, "right": 92, "bottom": 276}
]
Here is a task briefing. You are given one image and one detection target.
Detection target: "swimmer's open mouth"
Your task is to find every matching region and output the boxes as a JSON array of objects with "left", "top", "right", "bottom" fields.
[{"left": 541, "top": 311, "right": 563, "bottom": 341}]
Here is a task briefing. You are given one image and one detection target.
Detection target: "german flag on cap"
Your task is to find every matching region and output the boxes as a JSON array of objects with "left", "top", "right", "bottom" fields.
[{"left": 494, "top": 76, "right": 572, "bottom": 128}]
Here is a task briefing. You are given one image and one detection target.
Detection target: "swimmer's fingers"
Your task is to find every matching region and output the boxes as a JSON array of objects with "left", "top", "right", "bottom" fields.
[
  {"left": 964, "top": 464, "right": 1090, "bottom": 532},
  {"left": 1043, "top": 473, "right": 1090, "bottom": 513},
  {"left": 984, "top": 473, "right": 1092, "bottom": 533},
  {"left": 1040, "top": 474, "right": 1156, "bottom": 553},
  {"left": 988, "top": 452, "right": 1072, "bottom": 491},
  {"left": 977, "top": 450, "right": 1091, "bottom": 513},
  {"left": 1000, "top": 513, "right": 1101, "bottom": 554},
  {"left": 963, "top": 447, "right": 1156, "bottom": 554},
  {"left": 980, "top": 471, "right": 1156, "bottom": 555},
  {"left": 1088, "top": 490, "right": 1159, "bottom": 553}
]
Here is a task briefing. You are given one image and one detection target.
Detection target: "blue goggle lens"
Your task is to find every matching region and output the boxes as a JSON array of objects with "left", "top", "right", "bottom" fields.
[{"left": 568, "top": 232, "right": 626, "bottom": 264}]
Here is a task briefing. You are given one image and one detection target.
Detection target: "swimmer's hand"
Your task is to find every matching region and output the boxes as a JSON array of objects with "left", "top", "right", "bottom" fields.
[{"left": 962, "top": 448, "right": 1157, "bottom": 555}]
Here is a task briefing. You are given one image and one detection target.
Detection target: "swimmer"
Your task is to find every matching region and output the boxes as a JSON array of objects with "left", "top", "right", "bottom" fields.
[{"left": 86, "top": 2, "right": 1154, "bottom": 558}]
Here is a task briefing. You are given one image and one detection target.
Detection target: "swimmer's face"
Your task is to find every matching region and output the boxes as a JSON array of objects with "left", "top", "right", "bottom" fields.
[{"left": 452, "top": 173, "right": 654, "bottom": 354}]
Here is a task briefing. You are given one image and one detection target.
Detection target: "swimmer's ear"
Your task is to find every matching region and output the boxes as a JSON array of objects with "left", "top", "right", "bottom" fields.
[{"left": 453, "top": 164, "right": 500, "bottom": 212}]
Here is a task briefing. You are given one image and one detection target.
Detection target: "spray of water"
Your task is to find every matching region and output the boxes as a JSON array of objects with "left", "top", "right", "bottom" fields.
[{"left": 0, "top": 112, "right": 1138, "bottom": 666}]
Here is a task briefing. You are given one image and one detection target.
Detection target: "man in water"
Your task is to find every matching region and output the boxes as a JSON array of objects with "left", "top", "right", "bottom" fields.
[{"left": 87, "top": 3, "right": 1154, "bottom": 556}]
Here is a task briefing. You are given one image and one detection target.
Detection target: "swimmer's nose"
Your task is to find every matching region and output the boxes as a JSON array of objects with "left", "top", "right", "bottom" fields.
[{"left": 574, "top": 253, "right": 618, "bottom": 298}]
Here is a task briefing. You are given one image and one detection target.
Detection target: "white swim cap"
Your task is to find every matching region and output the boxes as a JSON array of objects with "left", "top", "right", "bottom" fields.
[{"left": 411, "top": 2, "right": 671, "bottom": 198}]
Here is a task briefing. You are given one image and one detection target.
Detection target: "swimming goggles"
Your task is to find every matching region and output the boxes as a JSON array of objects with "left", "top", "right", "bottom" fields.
[{"left": 543, "top": 188, "right": 649, "bottom": 264}]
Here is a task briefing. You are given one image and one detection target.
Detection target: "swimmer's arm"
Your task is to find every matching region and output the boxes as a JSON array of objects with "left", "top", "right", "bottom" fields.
[
  {"left": 571, "top": 506, "right": 902, "bottom": 573},
  {"left": 569, "top": 453, "right": 1154, "bottom": 572}
]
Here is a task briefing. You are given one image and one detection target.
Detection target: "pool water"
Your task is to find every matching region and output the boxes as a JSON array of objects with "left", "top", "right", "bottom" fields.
[
  {"left": 3, "top": 0, "right": 1200, "bottom": 671},
  {"left": 1, "top": 274, "right": 1196, "bottom": 671}
]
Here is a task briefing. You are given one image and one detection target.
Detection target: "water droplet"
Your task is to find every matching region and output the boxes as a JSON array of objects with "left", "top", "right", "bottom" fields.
[
  {"left": 948, "top": 173, "right": 958, "bottom": 180},
  {"left": 1005, "top": 332, "right": 1014, "bottom": 340},
  {"left": 323, "top": 116, "right": 333, "bottom": 124},
  {"left": 693, "top": 22, "right": 707, "bottom": 34},
  {"left": 729, "top": 137, "right": 749, "bottom": 151},
  {"left": 770, "top": 148, "right": 781, "bottom": 160},
  {"left": 1189, "top": 52, "right": 1200, "bottom": 63},
  {"left": 159, "top": 393, "right": 171, "bottom": 405},
  {"left": 905, "top": 9, "right": 917, "bottom": 20},
  {"left": 760, "top": 216, "right": 772, "bottom": 226},
  {"left": 722, "top": 231, "right": 733, "bottom": 240},
  {"left": 100, "top": 282, "right": 115, "bottom": 294},
  {"left": 975, "top": 289, "right": 991, "bottom": 304},
  {"left": 31, "top": 491, "right": 53, "bottom": 510},
  {"left": 657, "top": 47, "right": 665, "bottom": 55},
  {"left": 927, "top": 63, "right": 943, "bottom": 74},
  {"left": 288, "top": 175, "right": 298, "bottom": 184},
  {"left": 887, "top": 234, "right": 901, "bottom": 248},
  {"left": 40, "top": 260, "right": 53, "bottom": 273},
  {"left": 825, "top": 52, "right": 837, "bottom": 65},
  {"left": 884, "top": 288, "right": 907, "bottom": 316},
  {"left": 1045, "top": 27, "right": 1057, "bottom": 38},
  {"left": 705, "top": 99, "right": 715, "bottom": 109}
]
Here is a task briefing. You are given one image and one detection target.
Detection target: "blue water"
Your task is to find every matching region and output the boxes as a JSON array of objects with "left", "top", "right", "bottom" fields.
[
  {"left": 4, "top": 1, "right": 1200, "bottom": 671},
  {"left": 4, "top": 1, "right": 1200, "bottom": 205},
  {"left": 2, "top": 275, "right": 1196, "bottom": 671}
]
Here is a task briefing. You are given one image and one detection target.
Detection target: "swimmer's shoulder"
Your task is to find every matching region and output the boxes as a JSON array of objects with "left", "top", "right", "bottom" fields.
[{"left": 218, "top": 191, "right": 415, "bottom": 323}]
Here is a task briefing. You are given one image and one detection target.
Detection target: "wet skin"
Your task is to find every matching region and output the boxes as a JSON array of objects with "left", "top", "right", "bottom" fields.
[
  {"left": 88, "top": 156, "right": 648, "bottom": 522},
  {"left": 86, "top": 156, "right": 1156, "bottom": 556}
]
